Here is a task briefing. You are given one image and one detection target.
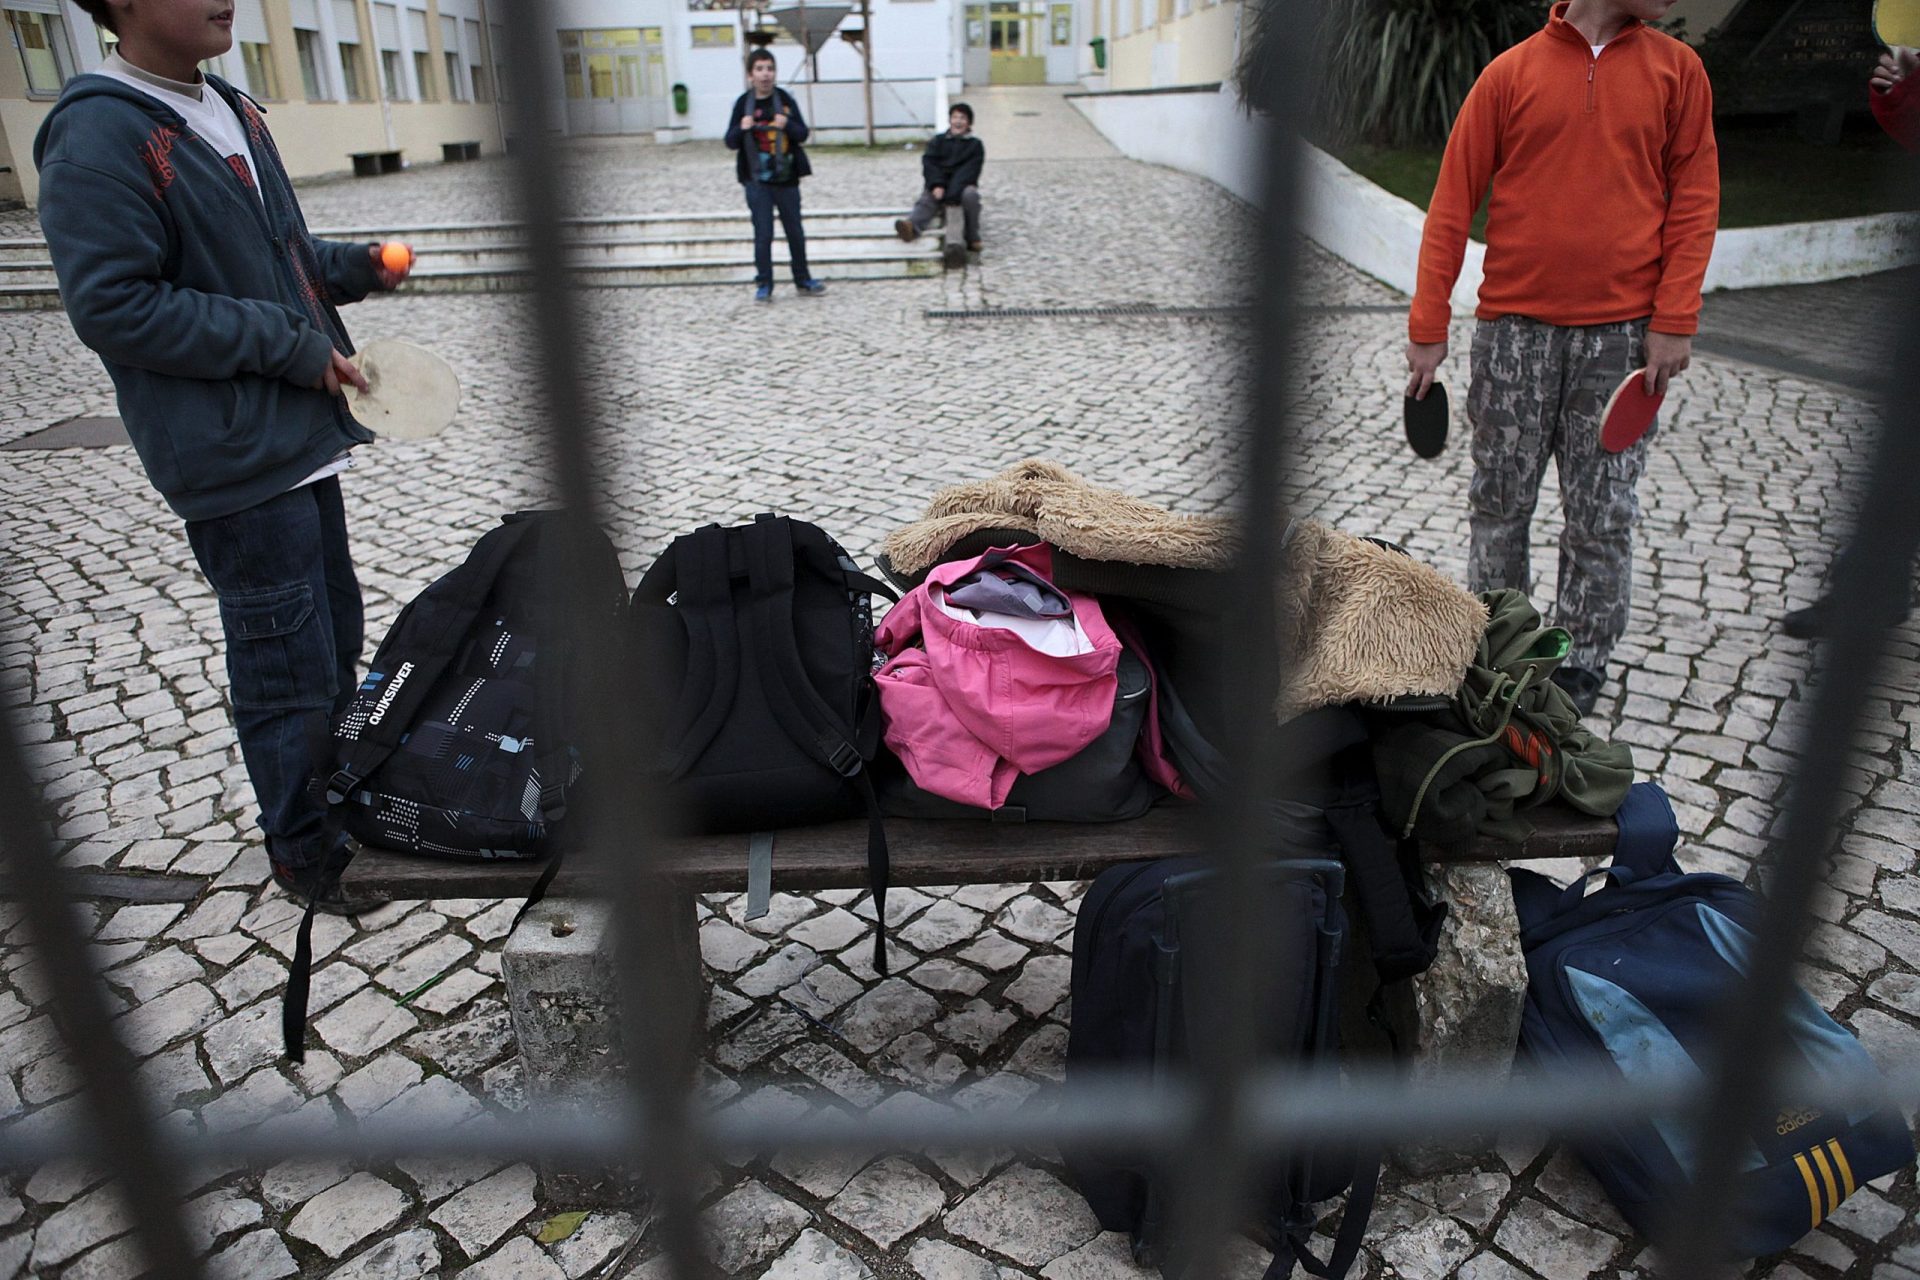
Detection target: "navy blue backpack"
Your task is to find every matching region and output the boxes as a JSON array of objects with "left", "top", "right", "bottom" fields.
[
  {"left": 1065, "top": 858, "right": 1376, "bottom": 1279},
  {"left": 1513, "top": 783, "right": 1914, "bottom": 1257}
]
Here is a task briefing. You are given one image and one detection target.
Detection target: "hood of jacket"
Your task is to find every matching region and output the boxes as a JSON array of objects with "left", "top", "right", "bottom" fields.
[
  {"left": 880, "top": 459, "right": 1487, "bottom": 718},
  {"left": 34, "top": 71, "right": 188, "bottom": 165}
]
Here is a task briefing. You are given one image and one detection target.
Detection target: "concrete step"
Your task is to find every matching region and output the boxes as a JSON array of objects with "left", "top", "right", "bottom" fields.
[
  {"left": 0, "top": 208, "right": 941, "bottom": 307},
  {"left": 311, "top": 209, "right": 912, "bottom": 247},
  {"left": 426, "top": 233, "right": 935, "bottom": 270},
  {"left": 393, "top": 250, "right": 941, "bottom": 292},
  {"left": 0, "top": 240, "right": 49, "bottom": 265}
]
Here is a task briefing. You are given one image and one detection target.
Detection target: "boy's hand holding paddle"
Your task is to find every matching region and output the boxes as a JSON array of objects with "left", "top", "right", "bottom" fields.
[
  {"left": 1403, "top": 339, "right": 1450, "bottom": 458},
  {"left": 1599, "top": 331, "right": 1690, "bottom": 453},
  {"left": 317, "top": 349, "right": 368, "bottom": 397}
]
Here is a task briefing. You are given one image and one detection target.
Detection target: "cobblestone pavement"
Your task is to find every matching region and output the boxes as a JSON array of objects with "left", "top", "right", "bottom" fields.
[
  {"left": 1694, "top": 266, "right": 1918, "bottom": 396},
  {"left": 1, "top": 84, "right": 1917, "bottom": 1278}
]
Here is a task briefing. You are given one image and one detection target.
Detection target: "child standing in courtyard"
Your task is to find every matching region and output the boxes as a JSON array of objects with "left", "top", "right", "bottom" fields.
[
  {"left": 36, "top": 0, "right": 410, "bottom": 911},
  {"left": 1406, "top": 0, "right": 1719, "bottom": 715},
  {"left": 725, "top": 48, "right": 827, "bottom": 302}
]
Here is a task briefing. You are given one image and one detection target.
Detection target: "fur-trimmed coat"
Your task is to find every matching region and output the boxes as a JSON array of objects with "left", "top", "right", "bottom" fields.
[{"left": 879, "top": 459, "right": 1488, "bottom": 720}]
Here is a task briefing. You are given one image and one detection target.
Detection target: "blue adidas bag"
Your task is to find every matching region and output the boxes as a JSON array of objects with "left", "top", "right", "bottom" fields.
[{"left": 1512, "top": 783, "right": 1914, "bottom": 1257}]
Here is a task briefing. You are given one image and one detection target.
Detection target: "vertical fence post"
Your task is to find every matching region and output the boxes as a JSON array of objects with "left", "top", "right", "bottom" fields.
[{"left": 0, "top": 706, "right": 202, "bottom": 1276}]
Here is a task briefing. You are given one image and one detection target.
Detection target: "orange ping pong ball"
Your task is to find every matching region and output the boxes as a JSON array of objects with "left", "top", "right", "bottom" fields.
[{"left": 379, "top": 241, "right": 412, "bottom": 273}]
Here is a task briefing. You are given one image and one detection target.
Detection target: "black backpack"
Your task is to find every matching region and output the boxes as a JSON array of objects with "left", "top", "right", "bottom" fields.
[
  {"left": 287, "top": 511, "right": 626, "bottom": 1062},
  {"left": 631, "top": 514, "right": 897, "bottom": 965},
  {"left": 319, "top": 510, "right": 625, "bottom": 859},
  {"left": 1064, "top": 858, "right": 1377, "bottom": 1279}
]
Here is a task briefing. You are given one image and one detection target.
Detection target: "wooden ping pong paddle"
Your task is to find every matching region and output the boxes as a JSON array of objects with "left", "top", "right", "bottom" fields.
[
  {"left": 1404, "top": 381, "right": 1448, "bottom": 458},
  {"left": 1877, "top": 0, "right": 1920, "bottom": 48},
  {"left": 344, "top": 338, "right": 461, "bottom": 441},
  {"left": 1600, "top": 368, "right": 1663, "bottom": 454}
]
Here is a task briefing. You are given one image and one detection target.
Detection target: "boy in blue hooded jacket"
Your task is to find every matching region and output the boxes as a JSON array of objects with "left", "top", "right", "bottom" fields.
[{"left": 35, "top": 0, "right": 410, "bottom": 911}]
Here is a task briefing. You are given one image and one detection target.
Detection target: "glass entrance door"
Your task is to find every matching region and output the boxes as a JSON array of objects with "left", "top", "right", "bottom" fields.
[
  {"left": 988, "top": 2, "right": 1045, "bottom": 83},
  {"left": 559, "top": 27, "right": 668, "bottom": 134}
]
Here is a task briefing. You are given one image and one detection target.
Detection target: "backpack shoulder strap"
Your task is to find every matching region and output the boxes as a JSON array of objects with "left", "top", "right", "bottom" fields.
[
  {"left": 1322, "top": 800, "right": 1444, "bottom": 985},
  {"left": 1279, "top": 1151, "right": 1378, "bottom": 1279},
  {"left": 653, "top": 524, "right": 745, "bottom": 778},
  {"left": 322, "top": 513, "right": 538, "bottom": 804},
  {"left": 1510, "top": 781, "right": 1683, "bottom": 938},
  {"left": 741, "top": 515, "right": 864, "bottom": 772},
  {"left": 740, "top": 514, "right": 893, "bottom": 973},
  {"left": 1609, "top": 781, "right": 1680, "bottom": 880}
]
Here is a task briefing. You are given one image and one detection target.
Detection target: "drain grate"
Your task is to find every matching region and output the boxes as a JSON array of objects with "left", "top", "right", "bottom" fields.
[
  {"left": 923, "top": 302, "right": 1407, "bottom": 321},
  {"left": 1, "top": 416, "right": 130, "bottom": 450}
]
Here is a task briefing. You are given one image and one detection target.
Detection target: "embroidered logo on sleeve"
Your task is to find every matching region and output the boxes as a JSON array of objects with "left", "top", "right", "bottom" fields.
[{"left": 137, "top": 124, "right": 181, "bottom": 199}]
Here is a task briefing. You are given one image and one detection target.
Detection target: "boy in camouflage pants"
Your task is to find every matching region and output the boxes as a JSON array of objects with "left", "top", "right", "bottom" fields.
[{"left": 1404, "top": 0, "right": 1719, "bottom": 715}]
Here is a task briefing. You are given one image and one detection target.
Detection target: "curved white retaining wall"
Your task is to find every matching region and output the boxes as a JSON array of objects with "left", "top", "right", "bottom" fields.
[{"left": 1067, "top": 82, "right": 1918, "bottom": 303}]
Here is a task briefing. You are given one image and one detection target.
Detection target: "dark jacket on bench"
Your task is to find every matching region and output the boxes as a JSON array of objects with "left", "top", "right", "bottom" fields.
[{"left": 921, "top": 132, "right": 984, "bottom": 204}]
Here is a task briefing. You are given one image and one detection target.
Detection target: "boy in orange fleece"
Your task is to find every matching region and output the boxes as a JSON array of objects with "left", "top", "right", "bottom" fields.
[{"left": 1405, "top": 0, "right": 1718, "bottom": 716}]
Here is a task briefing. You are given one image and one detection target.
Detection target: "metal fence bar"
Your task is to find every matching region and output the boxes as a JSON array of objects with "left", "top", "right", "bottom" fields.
[
  {"left": 0, "top": 674, "right": 203, "bottom": 1275},
  {"left": 0, "top": 1060, "right": 1913, "bottom": 1178},
  {"left": 1663, "top": 241, "right": 1920, "bottom": 1275},
  {"left": 493, "top": 2, "right": 707, "bottom": 1275},
  {"left": 1164, "top": 0, "right": 1324, "bottom": 1269}
]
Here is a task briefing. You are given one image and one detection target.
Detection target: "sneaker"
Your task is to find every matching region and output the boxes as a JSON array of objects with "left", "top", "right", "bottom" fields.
[
  {"left": 753, "top": 283, "right": 773, "bottom": 303},
  {"left": 1550, "top": 665, "right": 1605, "bottom": 719},
  {"left": 271, "top": 857, "right": 390, "bottom": 917},
  {"left": 797, "top": 279, "right": 827, "bottom": 296},
  {"left": 968, "top": 241, "right": 983, "bottom": 253},
  {"left": 894, "top": 218, "right": 918, "bottom": 242}
]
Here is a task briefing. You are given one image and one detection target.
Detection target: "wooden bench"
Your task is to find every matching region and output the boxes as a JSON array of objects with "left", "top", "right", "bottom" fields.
[
  {"left": 350, "top": 150, "right": 404, "bottom": 178},
  {"left": 441, "top": 140, "right": 482, "bottom": 163},
  {"left": 339, "top": 804, "right": 1617, "bottom": 902}
]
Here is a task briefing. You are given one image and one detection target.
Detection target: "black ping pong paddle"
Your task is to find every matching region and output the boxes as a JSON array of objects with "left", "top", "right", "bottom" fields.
[{"left": 1404, "top": 381, "right": 1448, "bottom": 459}]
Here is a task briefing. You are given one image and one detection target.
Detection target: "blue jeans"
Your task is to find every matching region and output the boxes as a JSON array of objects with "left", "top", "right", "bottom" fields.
[
  {"left": 184, "top": 477, "right": 362, "bottom": 870},
  {"left": 744, "top": 180, "right": 812, "bottom": 287}
]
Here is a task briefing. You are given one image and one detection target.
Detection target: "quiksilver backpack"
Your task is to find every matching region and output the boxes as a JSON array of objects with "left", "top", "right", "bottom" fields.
[
  {"left": 1513, "top": 782, "right": 1915, "bottom": 1257},
  {"left": 631, "top": 513, "right": 897, "bottom": 966},
  {"left": 319, "top": 510, "right": 625, "bottom": 860},
  {"left": 286, "top": 511, "right": 626, "bottom": 1062}
]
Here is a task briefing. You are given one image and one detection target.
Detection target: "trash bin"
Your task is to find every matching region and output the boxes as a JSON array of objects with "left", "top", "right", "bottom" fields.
[
  {"left": 672, "top": 82, "right": 689, "bottom": 115},
  {"left": 1089, "top": 36, "right": 1106, "bottom": 69}
]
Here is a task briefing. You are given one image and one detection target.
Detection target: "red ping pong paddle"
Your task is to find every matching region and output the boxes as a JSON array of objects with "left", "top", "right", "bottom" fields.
[
  {"left": 1404, "top": 381, "right": 1448, "bottom": 458},
  {"left": 1600, "top": 368, "right": 1663, "bottom": 453}
]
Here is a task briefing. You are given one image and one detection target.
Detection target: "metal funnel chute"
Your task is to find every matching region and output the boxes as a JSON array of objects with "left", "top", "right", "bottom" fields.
[{"left": 766, "top": 3, "right": 853, "bottom": 56}]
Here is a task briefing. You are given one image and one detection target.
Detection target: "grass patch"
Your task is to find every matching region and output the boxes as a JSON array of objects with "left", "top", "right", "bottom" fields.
[{"left": 1330, "top": 117, "right": 1910, "bottom": 239}]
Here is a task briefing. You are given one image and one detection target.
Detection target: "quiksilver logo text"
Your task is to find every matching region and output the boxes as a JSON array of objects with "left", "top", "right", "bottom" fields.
[{"left": 368, "top": 661, "right": 414, "bottom": 726}]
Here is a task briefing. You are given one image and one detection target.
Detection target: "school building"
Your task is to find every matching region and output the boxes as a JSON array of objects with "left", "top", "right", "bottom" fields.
[
  {"left": 0, "top": 0, "right": 1128, "bottom": 207},
  {"left": 0, "top": 0, "right": 508, "bottom": 206}
]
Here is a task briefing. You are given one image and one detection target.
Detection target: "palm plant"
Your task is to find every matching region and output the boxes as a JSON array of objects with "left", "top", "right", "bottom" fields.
[{"left": 1238, "top": 0, "right": 1547, "bottom": 147}]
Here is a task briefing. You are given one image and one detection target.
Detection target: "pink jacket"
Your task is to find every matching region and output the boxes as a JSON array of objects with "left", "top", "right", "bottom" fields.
[{"left": 875, "top": 544, "right": 1121, "bottom": 809}]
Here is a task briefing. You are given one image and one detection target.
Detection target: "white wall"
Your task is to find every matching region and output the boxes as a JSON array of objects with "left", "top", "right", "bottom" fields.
[{"left": 1068, "top": 83, "right": 1920, "bottom": 303}]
